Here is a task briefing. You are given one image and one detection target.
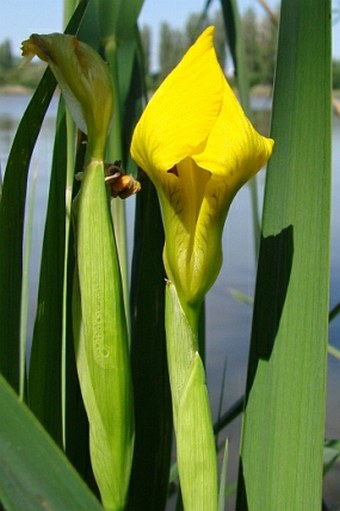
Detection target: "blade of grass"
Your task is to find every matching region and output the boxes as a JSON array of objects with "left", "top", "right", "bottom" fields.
[
  {"left": 126, "top": 27, "right": 173, "bottom": 510},
  {"left": 213, "top": 396, "right": 244, "bottom": 435},
  {"left": 19, "top": 168, "right": 37, "bottom": 400},
  {"left": 218, "top": 439, "right": 229, "bottom": 511},
  {"left": 27, "top": 1, "right": 90, "bottom": 445},
  {"left": 219, "top": 0, "right": 250, "bottom": 115},
  {"left": 236, "top": 1, "right": 331, "bottom": 509},
  {"left": 327, "top": 343, "right": 340, "bottom": 360},
  {"left": 62, "top": 2, "right": 97, "bottom": 485},
  {"left": 90, "top": 0, "right": 145, "bottom": 333},
  {"left": 127, "top": 174, "right": 172, "bottom": 511},
  {"left": 323, "top": 440, "right": 340, "bottom": 475},
  {"left": 0, "top": 373, "right": 103, "bottom": 511},
  {"left": 0, "top": 0, "right": 89, "bottom": 392},
  {"left": 219, "top": 0, "right": 262, "bottom": 255},
  {"left": 94, "top": 0, "right": 144, "bottom": 42},
  {"left": 329, "top": 302, "right": 340, "bottom": 321},
  {"left": 58, "top": 123, "right": 97, "bottom": 492},
  {"left": 215, "top": 357, "right": 228, "bottom": 448},
  {"left": 0, "top": 67, "right": 56, "bottom": 392},
  {"left": 28, "top": 103, "right": 67, "bottom": 446}
]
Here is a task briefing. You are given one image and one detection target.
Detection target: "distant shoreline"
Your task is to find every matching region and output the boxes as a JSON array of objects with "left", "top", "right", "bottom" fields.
[
  {"left": 0, "top": 84, "right": 32, "bottom": 96},
  {"left": 0, "top": 82, "right": 274, "bottom": 98}
]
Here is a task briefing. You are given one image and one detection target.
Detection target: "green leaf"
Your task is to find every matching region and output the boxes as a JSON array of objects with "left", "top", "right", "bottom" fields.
[
  {"left": 165, "top": 282, "right": 218, "bottom": 511},
  {"left": 73, "top": 160, "right": 134, "bottom": 510},
  {"left": 19, "top": 167, "right": 37, "bottom": 400},
  {"left": 0, "top": 373, "right": 103, "bottom": 511},
  {"left": 219, "top": 0, "right": 261, "bottom": 254},
  {"left": 219, "top": 0, "right": 251, "bottom": 114},
  {"left": 328, "top": 343, "right": 340, "bottom": 360},
  {"left": 80, "top": 2, "right": 146, "bottom": 333},
  {"left": 0, "top": 0, "right": 89, "bottom": 392},
  {"left": 237, "top": 1, "right": 331, "bottom": 510},
  {"left": 218, "top": 439, "right": 229, "bottom": 511},
  {"left": 177, "top": 353, "right": 218, "bottom": 511},
  {"left": 28, "top": 103, "right": 67, "bottom": 446},
  {"left": 213, "top": 396, "right": 244, "bottom": 435},
  {"left": 323, "top": 440, "right": 340, "bottom": 475},
  {"left": 0, "top": 66, "right": 56, "bottom": 391},
  {"left": 94, "top": 0, "right": 144, "bottom": 42},
  {"left": 127, "top": 175, "right": 172, "bottom": 511}
]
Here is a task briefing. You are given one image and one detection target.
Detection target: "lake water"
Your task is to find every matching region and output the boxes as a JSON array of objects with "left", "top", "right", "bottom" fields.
[{"left": 1, "top": 94, "right": 339, "bottom": 508}]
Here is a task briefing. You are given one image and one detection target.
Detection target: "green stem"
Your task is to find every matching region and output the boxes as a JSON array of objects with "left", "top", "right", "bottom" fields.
[
  {"left": 165, "top": 283, "right": 198, "bottom": 419},
  {"left": 61, "top": 109, "right": 75, "bottom": 449},
  {"left": 73, "top": 159, "right": 134, "bottom": 510},
  {"left": 165, "top": 281, "right": 218, "bottom": 511},
  {"left": 103, "top": 37, "right": 130, "bottom": 338}
]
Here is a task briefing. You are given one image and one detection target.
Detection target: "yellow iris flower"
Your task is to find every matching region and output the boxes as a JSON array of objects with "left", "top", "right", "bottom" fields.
[
  {"left": 131, "top": 26, "right": 274, "bottom": 308},
  {"left": 21, "top": 33, "right": 113, "bottom": 160}
]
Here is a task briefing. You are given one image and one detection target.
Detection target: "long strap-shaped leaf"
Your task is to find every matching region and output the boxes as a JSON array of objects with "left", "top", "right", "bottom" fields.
[
  {"left": 91, "top": 0, "right": 146, "bottom": 326},
  {"left": 0, "top": 0, "right": 89, "bottom": 392},
  {"left": 0, "top": 68, "right": 56, "bottom": 392},
  {"left": 236, "top": 1, "right": 331, "bottom": 510},
  {"left": 219, "top": 0, "right": 261, "bottom": 254},
  {"left": 128, "top": 174, "right": 172, "bottom": 511},
  {"left": 28, "top": 103, "right": 67, "bottom": 445},
  {"left": 0, "top": 373, "right": 103, "bottom": 511}
]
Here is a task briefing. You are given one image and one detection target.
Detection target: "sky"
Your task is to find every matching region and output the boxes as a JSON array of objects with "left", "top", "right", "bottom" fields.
[{"left": 1, "top": 0, "right": 340, "bottom": 61}]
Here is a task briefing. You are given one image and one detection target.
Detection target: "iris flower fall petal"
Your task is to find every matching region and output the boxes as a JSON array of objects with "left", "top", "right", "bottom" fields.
[
  {"left": 21, "top": 33, "right": 113, "bottom": 160},
  {"left": 131, "top": 26, "right": 274, "bottom": 307}
]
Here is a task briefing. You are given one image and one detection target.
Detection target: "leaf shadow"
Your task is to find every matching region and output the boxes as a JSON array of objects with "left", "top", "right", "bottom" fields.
[
  {"left": 236, "top": 225, "right": 294, "bottom": 511},
  {"left": 246, "top": 224, "right": 294, "bottom": 401},
  {"left": 236, "top": 225, "right": 294, "bottom": 510}
]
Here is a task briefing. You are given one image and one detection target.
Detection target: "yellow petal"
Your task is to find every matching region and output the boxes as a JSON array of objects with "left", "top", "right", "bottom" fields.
[
  {"left": 193, "top": 81, "right": 274, "bottom": 190},
  {"left": 130, "top": 26, "right": 275, "bottom": 308},
  {"left": 131, "top": 26, "right": 224, "bottom": 177}
]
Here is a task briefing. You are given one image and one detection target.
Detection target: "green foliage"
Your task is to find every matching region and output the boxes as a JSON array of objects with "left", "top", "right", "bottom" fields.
[
  {"left": 237, "top": 0, "right": 332, "bottom": 509},
  {"left": 0, "top": 1, "right": 337, "bottom": 510},
  {"left": 242, "top": 8, "right": 278, "bottom": 85},
  {"left": 165, "top": 283, "right": 218, "bottom": 511},
  {"left": 151, "top": 10, "right": 227, "bottom": 86},
  {"left": 0, "top": 373, "right": 104, "bottom": 511},
  {"left": 159, "top": 22, "right": 186, "bottom": 80},
  {"left": 141, "top": 7, "right": 278, "bottom": 89},
  {"left": 0, "top": 65, "right": 57, "bottom": 391},
  {"left": 0, "top": 37, "right": 46, "bottom": 90},
  {"left": 74, "top": 160, "right": 134, "bottom": 510},
  {"left": 128, "top": 173, "right": 172, "bottom": 510},
  {"left": 139, "top": 24, "right": 151, "bottom": 76},
  {"left": 0, "top": 57, "right": 45, "bottom": 90},
  {"left": 0, "top": 40, "right": 14, "bottom": 70}
]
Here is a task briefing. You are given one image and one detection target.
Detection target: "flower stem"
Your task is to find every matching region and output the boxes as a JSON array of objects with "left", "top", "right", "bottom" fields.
[
  {"left": 73, "top": 159, "right": 134, "bottom": 510},
  {"left": 165, "top": 281, "right": 218, "bottom": 511}
]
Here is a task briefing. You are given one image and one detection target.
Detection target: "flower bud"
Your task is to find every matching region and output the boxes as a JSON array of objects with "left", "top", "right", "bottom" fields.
[{"left": 21, "top": 33, "right": 113, "bottom": 160}]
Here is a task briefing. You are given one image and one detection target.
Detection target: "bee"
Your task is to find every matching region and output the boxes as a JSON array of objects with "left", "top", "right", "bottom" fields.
[{"left": 104, "top": 160, "right": 141, "bottom": 199}]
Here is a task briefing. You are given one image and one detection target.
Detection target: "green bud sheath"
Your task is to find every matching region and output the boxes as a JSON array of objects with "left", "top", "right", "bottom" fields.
[
  {"left": 22, "top": 31, "right": 134, "bottom": 511},
  {"left": 21, "top": 33, "right": 114, "bottom": 161},
  {"left": 165, "top": 282, "right": 218, "bottom": 511},
  {"left": 73, "top": 160, "right": 134, "bottom": 511}
]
